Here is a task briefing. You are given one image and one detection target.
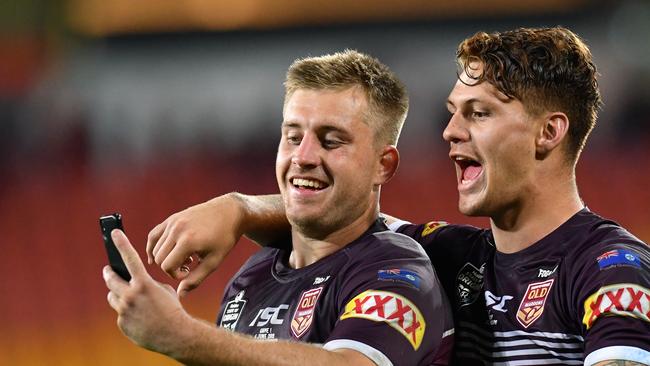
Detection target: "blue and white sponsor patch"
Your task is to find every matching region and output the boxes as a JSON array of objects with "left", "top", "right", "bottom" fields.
[
  {"left": 378, "top": 269, "right": 420, "bottom": 289},
  {"left": 596, "top": 249, "right": 641, "bottom": 270}
]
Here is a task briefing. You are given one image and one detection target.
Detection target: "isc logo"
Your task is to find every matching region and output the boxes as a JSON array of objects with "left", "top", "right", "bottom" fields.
[{"left": 250, "top": 304, "right": 289, "bottom": 327}]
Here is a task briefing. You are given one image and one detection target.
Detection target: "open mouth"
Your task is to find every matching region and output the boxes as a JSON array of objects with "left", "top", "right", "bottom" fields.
[
  {"left": 291, "top": 178, "right": 329, "bottom": 191},
  {"left": 455, "top": 157, "right": 483, "bottom": 185}
]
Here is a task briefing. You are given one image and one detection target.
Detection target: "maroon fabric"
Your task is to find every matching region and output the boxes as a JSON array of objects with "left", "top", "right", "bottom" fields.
[
  {"left": 217, "top": 219, "right": 454, "bottom": 365},
  {"left": 397, "top": 208, "right": 650, "bottom": 364}
]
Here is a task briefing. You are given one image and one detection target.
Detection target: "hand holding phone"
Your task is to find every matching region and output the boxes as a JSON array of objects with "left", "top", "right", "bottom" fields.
[{"left": 99, "top": 213, "right": 132, "bottom": 281}]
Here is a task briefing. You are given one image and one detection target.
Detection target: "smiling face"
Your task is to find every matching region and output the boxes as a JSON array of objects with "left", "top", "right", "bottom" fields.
[
  {"left": 277, "top": 87, "right": 385, "bottom": 237},
  {"left": 443, "top": 63, "right": 542, "bottom": 218}
]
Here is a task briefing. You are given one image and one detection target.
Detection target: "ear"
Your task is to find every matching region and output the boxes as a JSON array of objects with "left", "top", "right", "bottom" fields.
[
  {"left": 535, "top": 112, "right": 569, "bottom": 160},
  {"left": 375, "top": 145, "right": 400, "bottom": 186}
]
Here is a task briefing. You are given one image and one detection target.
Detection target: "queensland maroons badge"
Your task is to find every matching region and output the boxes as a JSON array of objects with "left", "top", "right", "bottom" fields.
[
  {"left": 516, "top": 279, "right": 554, "bottom": 328},
  {"left": 291, "top": 287, "right": 323, "bottom": 338}
]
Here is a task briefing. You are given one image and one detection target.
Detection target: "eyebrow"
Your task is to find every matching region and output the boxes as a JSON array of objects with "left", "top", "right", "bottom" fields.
[
  {"left": 447, "top": 98, "right": 482, "bottom": 108},
  {"left": 281, "top": 121, "right": 352, "bottom": 138},
  {"left": 281, "top": 121, "right": 300, "bottom": 129}
]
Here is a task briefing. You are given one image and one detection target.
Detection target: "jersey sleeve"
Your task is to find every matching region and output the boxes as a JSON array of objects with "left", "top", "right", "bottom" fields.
[
  {"left": 323, "top": 233, "right": 454, "bottom": 366},
  {"left": 389, "top": 219, "right": 490, "bottom": 313},
  {"left": 572, "top": 235, "right": 650, "bottom": 365}
]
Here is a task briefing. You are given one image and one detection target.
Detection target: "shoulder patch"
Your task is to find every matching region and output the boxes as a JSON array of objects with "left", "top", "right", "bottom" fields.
[
  {"left": 596, "top": 249, "right": 642, "bottom": 270},
  {"left": 583, "top": 283, "right": 650, "bottom": 329},
  {"left": 421, "top": 221, "right": 448, "bottom": 237},
  {"left": 378, "top": 269, "right": 421, "bottom": 289},
  {"left": 341, "top": 290, "right": 426, "bottom": 350}
]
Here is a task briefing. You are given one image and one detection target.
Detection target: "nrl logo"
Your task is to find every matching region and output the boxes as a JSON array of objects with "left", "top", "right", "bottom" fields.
[
  {"left": 516, "top": 279, "right": 554, "bottom": 328},
  {"left": 291, "top": 287, "right": 323, "bottom": 339}
]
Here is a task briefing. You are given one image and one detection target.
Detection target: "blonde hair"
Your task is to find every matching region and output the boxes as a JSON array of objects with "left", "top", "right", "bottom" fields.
[{"left": 285, "top": 50, "right": 409, "bottom": 146}]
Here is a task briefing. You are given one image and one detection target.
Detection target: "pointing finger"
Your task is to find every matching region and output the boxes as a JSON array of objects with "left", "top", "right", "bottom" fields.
[{"left": 111, "top": 229, "right": 148, "bottom": 278}]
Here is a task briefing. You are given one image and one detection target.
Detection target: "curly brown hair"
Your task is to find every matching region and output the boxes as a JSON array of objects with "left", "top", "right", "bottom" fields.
[
  {"left": 457, "top": 27, "right": 603, "bottom": 163},
  {"left": 285, "top": 50, "right": 409, "bottom": 146}
]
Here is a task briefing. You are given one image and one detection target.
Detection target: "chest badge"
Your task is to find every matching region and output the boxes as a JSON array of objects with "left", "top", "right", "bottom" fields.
[
  {"left": 516, "top": 279, "right": 554, "bottom": 328},
  {"left": 220, "top": 290, "right": 247, "bottom": 331},
  {"left": 291, "top": 287, "right": 323, "bottom": 339},
  {"left": 456, "top": 262, "right": 485, "bottom": 307}
]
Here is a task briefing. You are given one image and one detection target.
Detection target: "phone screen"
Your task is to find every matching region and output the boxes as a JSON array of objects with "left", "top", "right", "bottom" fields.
[{"left": 99, "top": 213, "right": 131, "bottom": 281}]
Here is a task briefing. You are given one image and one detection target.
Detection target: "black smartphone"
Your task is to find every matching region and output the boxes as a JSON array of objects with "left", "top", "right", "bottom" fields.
[{"left": 99, "top": 213, "right": 131, "bottom": 281}]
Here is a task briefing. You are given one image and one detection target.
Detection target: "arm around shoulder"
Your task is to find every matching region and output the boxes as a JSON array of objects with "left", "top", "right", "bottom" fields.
[{"left": 233, "top": 192, "right": 291, "bottom": 245}]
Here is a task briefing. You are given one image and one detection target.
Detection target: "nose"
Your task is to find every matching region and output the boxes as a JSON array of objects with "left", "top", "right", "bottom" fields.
[
  {"left": 292, "top": 133, "right": 320, "bottom": 168},
  {"left": 442, "top": 112, "right": 470, "bottom": 144}
]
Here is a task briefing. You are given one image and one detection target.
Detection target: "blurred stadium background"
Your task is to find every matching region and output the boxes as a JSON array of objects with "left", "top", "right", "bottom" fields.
[{"left": 1, "top": 0, "right": 649, "bottom": 364}]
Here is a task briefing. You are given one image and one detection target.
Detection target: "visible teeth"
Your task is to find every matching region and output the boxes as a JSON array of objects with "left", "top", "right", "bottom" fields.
[{"left": 292, "top": 178, "right": 324, "bottom": 189}]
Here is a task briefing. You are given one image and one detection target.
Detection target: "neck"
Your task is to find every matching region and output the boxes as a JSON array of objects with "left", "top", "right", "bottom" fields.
[
  {"left": 490, "top": 169, "right": 584, "bottom": 254},
  {"left": 289, "top": 205, "right": 378, "bottom": 269}
]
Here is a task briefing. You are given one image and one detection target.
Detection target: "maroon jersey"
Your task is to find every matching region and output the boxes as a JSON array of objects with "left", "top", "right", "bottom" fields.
[
  {"left": 391, "top": 209, "right": 650, "bottom": 365},
  {"left": 217, "top": 219, "right": 454, "bottom": 365}
]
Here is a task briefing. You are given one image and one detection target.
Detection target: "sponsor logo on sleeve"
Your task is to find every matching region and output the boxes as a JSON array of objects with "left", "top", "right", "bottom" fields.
[
  {"left": 340, "top": 290, "right": 425, "bottom": 350},
  {"left": 378, "top": 269, "right": 421, "bottom": 289},
  {"left": 596, "top": 249, "right": 642, "bottom": 270},
  {"left": 291, "top": 287, "right": 323, "bottom": 339},
  {"left": 421, "top": 221, "right": 448, "bottom": 237},
  {"left": 582, "top": 283, "right": 650, "bottom": 329},
  {"left": 456, "top": 262, "right": 485, "bottom": 307},
  {"left": 220, "top": 290, "right": 247, "bottom": 331},
  {"left": 516, "top": 279, "right": 554, "bottom": 328}
]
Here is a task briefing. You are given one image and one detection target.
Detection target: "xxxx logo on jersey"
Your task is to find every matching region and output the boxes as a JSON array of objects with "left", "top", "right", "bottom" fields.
[
  {"left": 516, "top": 279, "right": 554, "bottom": 328},
  {"left": 421, "top": 221, "right": 448, "bottom": 237},
  {"left": 583, "top": 283, "right": 650, "bottom": 329},
  {"left": 291, "top": 287, "right": 323, "bottom": 339},
  {"left": 341, "top": 290, "right": 425, "bottom": 350}
]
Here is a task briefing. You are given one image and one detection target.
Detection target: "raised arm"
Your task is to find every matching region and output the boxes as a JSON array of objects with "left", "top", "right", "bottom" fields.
[
  {"left": 146, "top": 192, "right": 289, "bottom": 296},
  {"left": 106, "top": 230, "right": 374, "bottom": 366}
]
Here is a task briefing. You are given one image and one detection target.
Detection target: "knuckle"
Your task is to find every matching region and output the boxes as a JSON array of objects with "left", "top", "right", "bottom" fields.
[
  {"left": 129, "top": 280, "right": 146, "bottom": 295},
  {"left": 177, "top": 217, "right": 188, "bottom": 227}
]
